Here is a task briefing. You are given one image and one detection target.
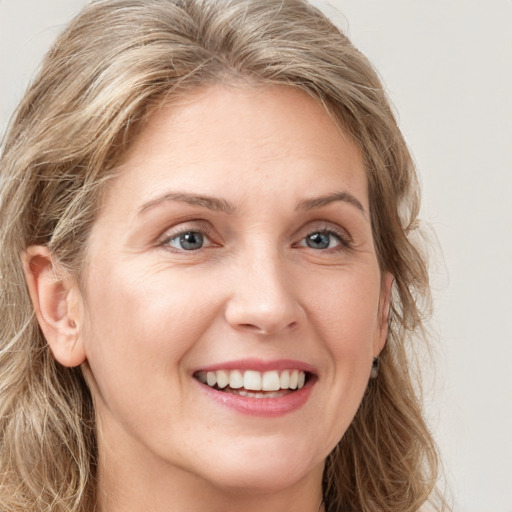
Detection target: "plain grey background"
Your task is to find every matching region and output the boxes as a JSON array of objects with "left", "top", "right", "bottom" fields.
[{"left": 1, "top": 1, "right": 511, "bottom": 511}]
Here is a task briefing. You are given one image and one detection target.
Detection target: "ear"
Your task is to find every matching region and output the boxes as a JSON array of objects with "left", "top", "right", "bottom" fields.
[
  {"left": 22, "top": 246, "right": 86, "bottom": 367},
  {"left": 374, "top": 272, "right": 394, "bottom": 355}
]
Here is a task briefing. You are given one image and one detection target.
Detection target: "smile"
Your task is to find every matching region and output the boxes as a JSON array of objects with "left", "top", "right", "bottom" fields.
[
  {"left": 193, "top": 359, "right": 316, "bottom": 416},
  {"left": 195, "top": 369, "right": 307, "bottom": 398}
]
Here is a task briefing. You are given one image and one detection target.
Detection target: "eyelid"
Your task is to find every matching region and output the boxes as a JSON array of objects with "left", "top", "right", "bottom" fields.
[
  {"left": 157, "top": 220, "right": 218, "bottom": 249},
  {"left": 294, "top": 222, "right": 353, "bottom": 250}
]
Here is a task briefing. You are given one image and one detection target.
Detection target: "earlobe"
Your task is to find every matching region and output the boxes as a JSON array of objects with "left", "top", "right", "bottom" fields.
[{"left": 22, "top": 246, "right": 86, "bottom": 367}]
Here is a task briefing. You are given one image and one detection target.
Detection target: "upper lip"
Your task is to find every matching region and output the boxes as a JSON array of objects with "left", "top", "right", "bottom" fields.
[{"left": 194, "top": 358, "right": 317, "bottom": 375}]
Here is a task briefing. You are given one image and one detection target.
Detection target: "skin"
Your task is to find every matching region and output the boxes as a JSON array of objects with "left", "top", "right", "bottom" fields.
[{"left": 24, "top": 84, "right": 392, "bottom": 512}]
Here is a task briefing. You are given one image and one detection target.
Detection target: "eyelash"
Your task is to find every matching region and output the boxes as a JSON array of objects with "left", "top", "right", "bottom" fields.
[
  {"left": 295, "top": 227, "right": 352, "bottom": 252},
  {"left": 159, "top": 224, "right": 216, "bottom": 252},
  {"left": 159, "top": 224, "right": 352, "bottom": 253}
]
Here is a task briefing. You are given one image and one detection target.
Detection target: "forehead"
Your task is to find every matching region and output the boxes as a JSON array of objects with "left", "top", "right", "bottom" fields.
[{"left": 101, "top": 84, "right": 368, "bottom": 217}]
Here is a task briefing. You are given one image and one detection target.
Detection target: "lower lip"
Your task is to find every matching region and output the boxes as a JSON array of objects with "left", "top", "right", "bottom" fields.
[{"left": 195, "top": 378, "right": 315, "bottom": 417}]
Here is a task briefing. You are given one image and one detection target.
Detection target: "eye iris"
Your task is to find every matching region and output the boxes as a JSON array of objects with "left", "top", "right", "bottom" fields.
[
  {"left": 306, "top": 232, "right": 330, "bottom": 249},
  {"left": 179, "top": 232, "right": 203, "bottom": 250}
]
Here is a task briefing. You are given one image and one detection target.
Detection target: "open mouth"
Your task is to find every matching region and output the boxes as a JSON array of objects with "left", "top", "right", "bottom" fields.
[{"left": 194, "top": 369, "right": 311, "bottom": 398}]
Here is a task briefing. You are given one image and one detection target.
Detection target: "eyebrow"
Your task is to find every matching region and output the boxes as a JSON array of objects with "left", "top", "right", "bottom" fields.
[
  {"left": 138, "top": 192, "right": 235, "bottom": 215},
  {"left": 296, "top": 191, "right": 367, "bottom": 215},
  {"left": 138, "top": 190, "right": 366, "bottom": 216}
]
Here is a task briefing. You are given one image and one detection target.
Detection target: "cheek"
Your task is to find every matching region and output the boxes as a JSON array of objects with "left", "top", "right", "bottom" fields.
[
  {"left": 301, "top": 268, "right": 381, "bottom": 431},
  {"left": 304, "top": 266, "right": 382, "bottom": 350},
  {"left": 80, "top": 262, "right": 220, "bottom": 398}
]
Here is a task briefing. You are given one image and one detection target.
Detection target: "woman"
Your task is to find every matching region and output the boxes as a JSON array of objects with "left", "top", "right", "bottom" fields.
[{"left": 0, "top": 0, "right": 447, "bottom": 511}]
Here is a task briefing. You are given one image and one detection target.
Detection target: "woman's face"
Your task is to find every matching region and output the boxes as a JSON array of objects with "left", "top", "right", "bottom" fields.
[{"left": 77, "top": 85, "right": 391, "bottom": 495}]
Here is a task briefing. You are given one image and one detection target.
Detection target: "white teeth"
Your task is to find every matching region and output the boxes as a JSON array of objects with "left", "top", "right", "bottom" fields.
[
  {"left": 206, "top": 371, "right": 216, "bottom": 387},
  {"left": 298, "top": 371, "right": 306, "bottom": 389},
  {"left": 216, "top": 370, "right": 229, "bottom": 389},
  {"left": 280, "top": 370, "right": 290, "bottom": 389},
  {"left": 229, "top": 370, "right": 244, "bottom": 389},
  {"left": 261, "top": 370, "right": 280, "bottom": 391},
  {"left": 289, "top": 370, "right": 299, "bottom": 389},
  {"left": 197, "top": 369, "right": 308, "bottom": 392},
  {"left": 244, "top": 370, "right": 262, "bottom": 391}
]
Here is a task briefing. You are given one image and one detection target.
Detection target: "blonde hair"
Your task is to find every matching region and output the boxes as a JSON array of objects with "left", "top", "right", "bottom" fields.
[{"left": 0, "top": 0, "right": 446, "bottom": 510}]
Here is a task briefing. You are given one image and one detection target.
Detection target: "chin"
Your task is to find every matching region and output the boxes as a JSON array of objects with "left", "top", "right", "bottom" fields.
[
  {"left": 210, "top": 464, "right": 316, "bottom": 495},
  {"left": 191, "top": 437, "right": 325, "bottom": 494}
]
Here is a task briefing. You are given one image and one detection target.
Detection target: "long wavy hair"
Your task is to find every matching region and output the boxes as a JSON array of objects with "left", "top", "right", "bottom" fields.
[{"left": 0, "top": 1, "right": 447, "bottom": 510}]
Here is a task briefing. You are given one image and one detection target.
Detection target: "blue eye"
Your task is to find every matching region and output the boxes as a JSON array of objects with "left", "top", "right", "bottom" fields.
[
  {"left": 301, "top": 230, "right": 346, "bottom": 250},
  {"left": 167, "top": 231, "right": 205, "bottom": 251}
]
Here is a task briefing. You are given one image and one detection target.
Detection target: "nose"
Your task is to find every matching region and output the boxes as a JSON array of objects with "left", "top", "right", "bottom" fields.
[{"left": 224, "top": 252, "right": 304, "bottom": 336}]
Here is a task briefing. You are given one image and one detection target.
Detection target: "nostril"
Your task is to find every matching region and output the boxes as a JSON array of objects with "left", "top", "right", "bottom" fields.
[
  {"left": 224, "top": 292, "right": 304, "bottom": 336},
  {"left": 237, "top": 323, "right": 271, "bottom": 335},
  {"left": 238, "top": 320, "right": 298, "bottom": 335},
  {"left": 240, "top": 323, "right": 260, "bottom": 331}
]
